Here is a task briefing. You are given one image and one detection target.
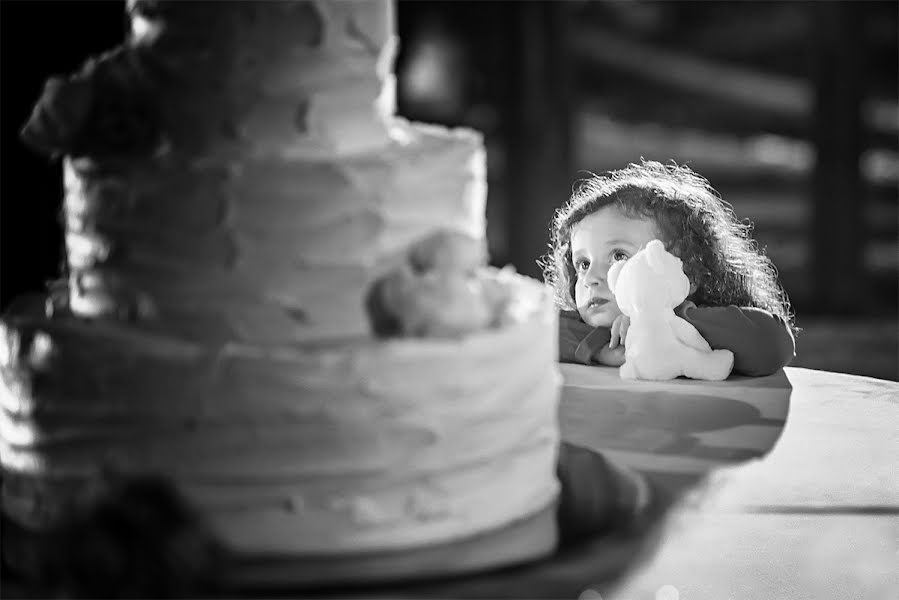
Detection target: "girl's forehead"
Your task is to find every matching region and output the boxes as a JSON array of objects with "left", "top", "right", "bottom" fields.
[{"left": 571, "top": 206, "right": 657, "bottom": 246}]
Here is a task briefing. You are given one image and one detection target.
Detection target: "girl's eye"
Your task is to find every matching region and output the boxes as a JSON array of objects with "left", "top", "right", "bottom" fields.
[
  {"left": 574, "top": 258, "right": 590, "bottom": 273},
  {"left": 611, "top": 249, "right": 629, "bottom": 263}
]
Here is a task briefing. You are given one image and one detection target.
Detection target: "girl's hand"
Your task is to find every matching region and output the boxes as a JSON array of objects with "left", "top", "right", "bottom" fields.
[
  {"left": 609, "top": 315, "right": 630, "bottom": 349},
  {"left": 596, "top": 344, "right": 626, "bottom": 367}
]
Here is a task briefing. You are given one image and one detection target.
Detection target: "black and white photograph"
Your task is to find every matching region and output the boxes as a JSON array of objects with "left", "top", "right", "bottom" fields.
[{"left": 1, "top": 1, "right": 897, "bottom": 598}]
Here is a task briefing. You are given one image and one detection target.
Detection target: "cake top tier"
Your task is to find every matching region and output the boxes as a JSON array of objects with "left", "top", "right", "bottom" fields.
[
  {"left": 22, "top": 0, "right": 397, "bottom": 160},
  {"left": 126, "top": 0, "right": 394, "bottom": 78}
]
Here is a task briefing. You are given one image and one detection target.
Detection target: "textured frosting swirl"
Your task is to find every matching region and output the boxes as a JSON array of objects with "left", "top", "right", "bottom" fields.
[
  {"left": 1, "top": 275, "right": 560, "bottom": 554},
  {"left": 21, "top": 0, "right": 397, "bottom": 160},
  {"left": 61, "top": 120, "right": 486, "bottom": 343}
]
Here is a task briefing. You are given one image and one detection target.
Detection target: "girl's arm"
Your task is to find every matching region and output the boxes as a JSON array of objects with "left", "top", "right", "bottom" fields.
[
  {"left": 558, "top": 311, "right": 624, "bottom": 366},
  {"left": 675, "top": 302, "right": 796, "bottom": 376}
]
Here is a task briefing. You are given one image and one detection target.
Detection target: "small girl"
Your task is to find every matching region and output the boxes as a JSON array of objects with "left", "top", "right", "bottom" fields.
[{"left": 543, "top": 160, "right": 796, "bottom": 377}]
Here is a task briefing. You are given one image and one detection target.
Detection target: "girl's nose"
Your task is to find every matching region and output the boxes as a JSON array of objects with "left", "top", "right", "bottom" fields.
[{"left": 584, "top": 263, "right": 605, "bottom": 286}]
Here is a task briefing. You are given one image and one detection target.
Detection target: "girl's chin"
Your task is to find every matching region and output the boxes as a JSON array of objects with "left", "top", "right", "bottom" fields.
[{"left": 578, "top": 308, "right": 618, "bottom": 328}]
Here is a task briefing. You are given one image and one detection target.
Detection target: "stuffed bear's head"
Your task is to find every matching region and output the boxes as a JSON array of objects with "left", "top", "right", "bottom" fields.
[{"left": 607, "top": 239, "right": 690, "bottom": 316}]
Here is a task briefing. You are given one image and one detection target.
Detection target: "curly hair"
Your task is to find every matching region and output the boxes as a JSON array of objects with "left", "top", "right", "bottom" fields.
[{"left": 541, "top": 160, "right": 794, "bottom": 327}]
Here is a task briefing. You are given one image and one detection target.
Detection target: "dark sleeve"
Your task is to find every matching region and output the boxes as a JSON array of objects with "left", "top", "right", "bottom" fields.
[
  {"left": 558, "top": 310, "right": 612, "bottom": 365},
  {"left": 675, "top": 302, "right": 796, "bottom": 376}
]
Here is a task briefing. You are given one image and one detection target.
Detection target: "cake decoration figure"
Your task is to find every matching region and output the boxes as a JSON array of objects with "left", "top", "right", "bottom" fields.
[{"left": 366, "top": 229, "right": 513, "bottom": 338}]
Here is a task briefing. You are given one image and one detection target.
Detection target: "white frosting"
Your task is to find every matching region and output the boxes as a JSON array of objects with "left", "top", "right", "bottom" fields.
[
  {"left": 196, "top": 0, "right": 399, "bottom": 160},
  {"left": 1, "top": 0, "right": 563, "bottom": 561},
  {"left": 234, "top": 36, "right": 400, "bottom": 160},
  {"left": 0, "top": 276, "right": 561, "bottom": 553},
  {"left": 62, "top": 120, "right": 486, "bottom": 343}
]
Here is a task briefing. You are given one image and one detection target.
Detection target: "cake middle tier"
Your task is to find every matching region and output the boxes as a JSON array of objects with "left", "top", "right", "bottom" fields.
[{"left": 62, "top": 121, "right": 486, "bottom": 343}]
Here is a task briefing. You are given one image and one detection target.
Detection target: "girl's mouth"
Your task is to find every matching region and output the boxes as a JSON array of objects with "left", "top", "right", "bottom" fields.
[{"left": 587, "top": 298, "right": 609, "bottom": 309}]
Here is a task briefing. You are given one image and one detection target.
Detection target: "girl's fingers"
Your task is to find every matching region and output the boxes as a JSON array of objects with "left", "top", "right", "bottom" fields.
[
  {"left": 620, "top": 318, "right": 629, "bottom": 345},
  {"left": 609, "top": 317, "right": 620, "bottom": 348}
]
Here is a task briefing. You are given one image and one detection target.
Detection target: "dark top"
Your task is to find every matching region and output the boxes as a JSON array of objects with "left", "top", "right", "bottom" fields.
[{"left": 559, "top": 302, "right": 795, "bottom": 377}]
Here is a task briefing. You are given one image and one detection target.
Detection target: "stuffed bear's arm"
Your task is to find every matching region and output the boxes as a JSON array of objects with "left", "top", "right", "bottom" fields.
[
  {"left": 675, "top": 302, "right": 796, "bottom": 376},
  {"left": 558, "top": 310, "right": 613, "bottom": 365},
  {"left": 670, "top": 315, "right": 713, "bottom": 352}
]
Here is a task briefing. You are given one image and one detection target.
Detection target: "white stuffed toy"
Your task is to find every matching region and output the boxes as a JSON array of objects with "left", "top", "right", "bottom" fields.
[{"left": 607, "top": 239, "right": 734, "bottom": 381}]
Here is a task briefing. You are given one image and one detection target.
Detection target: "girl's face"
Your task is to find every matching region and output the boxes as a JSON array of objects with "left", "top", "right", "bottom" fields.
[{"left": 570, "top": 205, "right": 659, "bottom": 327}]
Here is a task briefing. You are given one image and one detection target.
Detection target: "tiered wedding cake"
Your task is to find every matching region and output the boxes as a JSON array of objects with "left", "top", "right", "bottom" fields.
[{"left": 0, "top": 0, "right": 561, "bottom": 577}]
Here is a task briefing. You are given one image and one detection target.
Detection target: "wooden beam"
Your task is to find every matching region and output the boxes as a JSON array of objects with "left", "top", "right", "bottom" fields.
[
  {"left": 502, "top": 1, "right": 574, "bottom": 279},
  {"left": 573, "top": 26, "right": 897, "bottom": 136},
  {"left": 809, "top": 1, "right": 866, "bottom": 313}
]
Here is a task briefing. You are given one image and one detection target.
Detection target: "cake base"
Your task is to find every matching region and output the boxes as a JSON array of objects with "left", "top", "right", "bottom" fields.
[
  {"left": 2, "top": 492, "right": 675, "bottom": 599},
  {"left": 222, "top": 502, "right": 559, "bottom": 590},
  {"left": 0, "top": 499, "right": 560, "bottom": 593}
]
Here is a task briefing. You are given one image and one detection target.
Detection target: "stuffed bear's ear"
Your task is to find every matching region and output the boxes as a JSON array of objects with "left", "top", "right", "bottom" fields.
[
  {"left": 663, "top": 253, "right": 690, "bottom": 306},
  {"left": 608, "top": 258, "right": 634, "bottom": 316},
  {"left": 608, "top": 258, "right": 626, "bottom": 295},
  {"left": 671, "top": 270, "right": 691, "bottom": 305},
  {"left": 643, "top": 240, "right": 667, "bottom": 274}
]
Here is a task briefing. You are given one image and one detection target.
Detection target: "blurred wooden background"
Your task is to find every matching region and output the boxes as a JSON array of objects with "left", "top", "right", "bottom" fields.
[{"left": 1, "top": 1, "right": 896, "bottom": 380}]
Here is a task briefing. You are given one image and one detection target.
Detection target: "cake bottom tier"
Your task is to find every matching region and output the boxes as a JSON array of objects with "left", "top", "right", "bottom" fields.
[{"left": 1, "top": 274, "right": 561, "bottom": 558}]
